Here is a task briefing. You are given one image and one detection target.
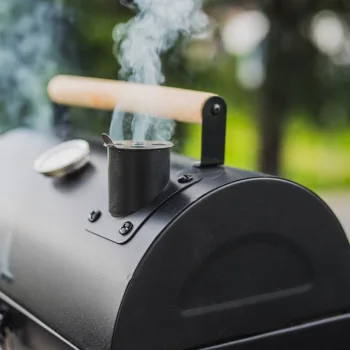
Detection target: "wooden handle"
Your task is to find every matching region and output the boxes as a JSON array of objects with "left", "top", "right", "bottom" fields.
[{"left": 48, "top": 75, "right": 217, "bottom": 124}]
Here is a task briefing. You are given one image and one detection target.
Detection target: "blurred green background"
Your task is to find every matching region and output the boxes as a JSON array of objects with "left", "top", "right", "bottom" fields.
[{"left": 1, "top": 0, "right": 350, "bottom": 191}]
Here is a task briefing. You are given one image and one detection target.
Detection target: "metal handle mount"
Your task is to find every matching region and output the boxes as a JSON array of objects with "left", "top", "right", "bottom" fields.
[{"left": 199, "top": 96, "right": 227, "bottom": 167}]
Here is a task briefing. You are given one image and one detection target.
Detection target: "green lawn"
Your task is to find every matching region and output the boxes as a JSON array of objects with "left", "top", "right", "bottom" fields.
[{"left": 183, "top": 111, "right": 350, "bottom": 191}]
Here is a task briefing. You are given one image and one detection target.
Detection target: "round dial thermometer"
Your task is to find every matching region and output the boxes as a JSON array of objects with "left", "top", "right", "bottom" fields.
[{"left": 34, "top": 139, "right": 90, "bottom": 178}]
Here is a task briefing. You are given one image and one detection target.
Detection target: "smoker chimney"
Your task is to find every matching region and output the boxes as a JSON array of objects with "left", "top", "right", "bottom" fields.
[{"left": 102, "top": 134, "right": 173, "bottom": 217}]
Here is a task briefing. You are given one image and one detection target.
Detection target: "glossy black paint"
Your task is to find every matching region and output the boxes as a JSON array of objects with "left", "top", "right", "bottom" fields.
[
  {"left": 114, "top": 178, "right": 350, "bottom": 349},
  {"left": 0, "top": 129, "right": 255, "bottom": 349},
  {"left": 0, "top": 128, "right": 350, "bottom": 350},
  {"left": 86, "top": 170, "right": 202, "bottom": 245}
]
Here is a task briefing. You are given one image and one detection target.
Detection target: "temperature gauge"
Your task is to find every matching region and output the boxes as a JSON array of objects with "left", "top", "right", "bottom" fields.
[{"left": 34, "top": 139, "right": 90, "bottom": 178}]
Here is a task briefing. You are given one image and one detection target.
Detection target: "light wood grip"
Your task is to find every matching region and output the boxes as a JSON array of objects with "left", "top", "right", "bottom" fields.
[{"left": 48, "top": 75, "right": 217, "bottom": 124}]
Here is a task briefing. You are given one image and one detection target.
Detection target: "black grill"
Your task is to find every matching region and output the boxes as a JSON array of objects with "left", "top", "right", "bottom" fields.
[{"left": 1, "top": 85, "right": 350, "bottom": 350}]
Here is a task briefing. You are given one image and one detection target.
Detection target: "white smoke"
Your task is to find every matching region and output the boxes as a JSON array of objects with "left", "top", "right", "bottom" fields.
[
  {"left": 0, "top": 0, "right": 70, "bottom": 132},
  {"left": 110, "top": 0, "right": 210, "bottom": 141}
]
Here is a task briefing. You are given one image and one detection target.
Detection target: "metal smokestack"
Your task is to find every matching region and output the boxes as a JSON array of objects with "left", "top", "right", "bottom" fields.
[{"left": 102, "top": 134, "right": 173, "bottom": 217}]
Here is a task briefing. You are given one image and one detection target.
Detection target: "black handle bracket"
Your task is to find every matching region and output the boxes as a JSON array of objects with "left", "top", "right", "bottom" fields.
[{"left": 199, "top": 96, "right": 227, "bottom": 167}]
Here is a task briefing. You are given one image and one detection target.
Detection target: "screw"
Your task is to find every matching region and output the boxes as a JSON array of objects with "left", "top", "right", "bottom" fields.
[
  {"left": 178, "top": 174, "right": 193, "bottom": 184},
  {"left": 119, "top": 221, "right": 133, "bottom": 236},
  {"left": 211, "top": 104, "right": 221, "bottom": 115},
  {"left": 88, "top": 209, "right": 102, "bottom": 223}
]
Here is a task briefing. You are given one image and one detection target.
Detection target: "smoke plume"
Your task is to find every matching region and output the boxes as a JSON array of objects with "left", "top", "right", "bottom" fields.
[
  {"left": 110, "top": 0, "right": 210, "bottom": 141},
  {"left": 0, "top": 0, "right": 71, "bottom": 132}
]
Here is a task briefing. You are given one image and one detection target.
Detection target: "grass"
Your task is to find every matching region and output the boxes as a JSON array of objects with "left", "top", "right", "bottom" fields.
[{"left": 182, "top": 110, "right": 350, "bottom": 191}]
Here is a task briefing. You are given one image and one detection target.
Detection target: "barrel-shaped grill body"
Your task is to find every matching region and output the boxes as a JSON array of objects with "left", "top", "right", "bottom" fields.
[{"left": 1, "top": 128, "right": 350, "bottom": 350}]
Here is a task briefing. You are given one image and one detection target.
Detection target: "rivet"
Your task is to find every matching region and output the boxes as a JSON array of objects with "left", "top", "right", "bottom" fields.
[
  {"left": 178, "top": 174, "right": 193, "bottom": 184},
  {"left": 88, "top": 210, "right": 102, "bottom": 223},
  {"left": 119, "top": 221, "right": 133, "bottom": 236},
  {"left": 211, "top": 104, "right": 221, "bottom": 115}
]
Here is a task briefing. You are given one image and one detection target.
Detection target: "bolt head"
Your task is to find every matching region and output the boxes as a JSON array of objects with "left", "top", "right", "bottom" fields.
[
  {"left": 178, "top": 174, "right": 193, "bottom": 184},
  {"left": 88, "top": 209, "right": 102, "bottom": 223},
  {"left": 119, "top": 221, "right": 133, "bottom": 235},
  {"left": 211, "top": 104, "right": 221, "bottom": 115}
]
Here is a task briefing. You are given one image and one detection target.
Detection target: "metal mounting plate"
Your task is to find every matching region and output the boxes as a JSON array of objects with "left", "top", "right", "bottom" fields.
[{"left": 85, "top": 171, "right": 201, "bottom": 245}]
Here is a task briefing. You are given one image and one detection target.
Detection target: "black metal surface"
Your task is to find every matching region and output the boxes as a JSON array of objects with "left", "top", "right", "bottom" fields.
[
  {"left": 200, "top": 96, "right": 227, "bottom": 167},
  {"left": 0, "top": 129, "right": 131, "bottom": 350},
  {"left": 86, "top": 170, "right": 201, "bottom": 245},
  {"left": 1, "top": 128, "right": 350, "bottom": 350},
  {"left": 0, "top": 128, "right": 254, "bottom": 350},
  {"left": 201, "top": 313, "right": 350, "bottom": 349},
  {"left": 114, "top": 178, "right": 350, "bottom": 350},
  {"left": 106, "top": 140, "right": 172, "bottom": 217}
]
